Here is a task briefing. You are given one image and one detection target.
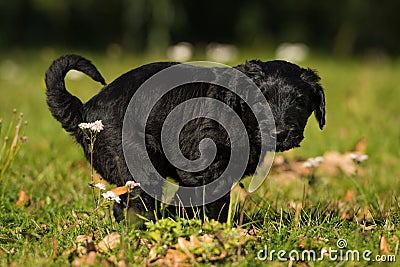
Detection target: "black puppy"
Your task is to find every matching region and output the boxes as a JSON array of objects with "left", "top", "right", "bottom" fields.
[{"left": 46, "top": 55, "right": 325, "bottom": 224}]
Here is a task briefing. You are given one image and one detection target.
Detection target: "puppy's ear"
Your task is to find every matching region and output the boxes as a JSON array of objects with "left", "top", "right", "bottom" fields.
[
  {"left": 236, "top": 60, "right": 264, "bottom": 81},
  {"left": 301, "top": 69, "right": 326, "bottom": 130}
]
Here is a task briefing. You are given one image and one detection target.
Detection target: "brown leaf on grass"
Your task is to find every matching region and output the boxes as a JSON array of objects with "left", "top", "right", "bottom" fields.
[
  {"left": 360, "top": 224, "right": 376, "bottom": 231},
  {"left": 110, "top": 186, "right": 129, "bottom": 196},
  {"left": 298, "top": 236, "right": 307, "bottom": 249},
  {"left": 71, "top": 209, "right": 81, "bottom": 221},
  {"left": 76, "top": 235, "right": 94, "bottom": 243},
  {"left": 353, "top": 137, "right": 367, "bottom": 154},
  {"left": 86, "top": 251, "right": 97, "bottom": 265},
  {"left": 15, "top": 190, "right": 30, "bottom": 207},
  {"left": 362, "top": 206, "right": 373, "bottom": 221},
  {"left": 209, "top": 250, "right": 228, "bottom": 262},
  {"left": 150, "top": 248, "right": 190, "bottom": 267},
  {"left": 319, "top": 151, "right": 357, "bottom": 175},
  {"left": 341, "top": 209, "right": 355, "bottom": 221},
  {"left": 268, "top": 155, "right": 311, "bottom": 185},
  {"left": 236, "top": 226, "right": 258, "bottom": 240},
  {"left": 272, "top": 155, "right": 311, "bottom": 176},
  {"left": 72, "top": 251, "right": 97, "bottom": 266},
  {"left": 75, "top": 235, "right": 96, "bottom": 255},
  {"left": 117, "top": 260, "right": 127, "bottom": 267},
  {"left": 102, "top": 255, "right": 126, "bottom": 267},
  {"left": 289, "top": 160, "right": 313, "bottom": 177},
  {"left": 199, "top": 234, "right": 214, "bottom": 243},
  {"left": 379, "top": 235, "right": 392, "bottom": 255},
  {"left": 97, "top": 232, "right": 121, "bottom": 253},
  {"left": 177, "top": 237, "right": 197, "bottom": 263},
  {"left": 297, "top": 262, "right": 309, "bottom": 267},
  {"left": 343, "top": 189, "right": 356, "bottom": 203}
]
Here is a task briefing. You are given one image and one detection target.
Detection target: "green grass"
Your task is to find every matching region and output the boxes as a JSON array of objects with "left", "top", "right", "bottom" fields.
[{"left": 0, "top": 48, "right": 399, "bottom": 266}]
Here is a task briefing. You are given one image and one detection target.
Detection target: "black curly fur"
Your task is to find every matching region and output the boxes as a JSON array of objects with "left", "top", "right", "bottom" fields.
[{"left": 45, "top": 55, "right": 325, "bottom": 224}]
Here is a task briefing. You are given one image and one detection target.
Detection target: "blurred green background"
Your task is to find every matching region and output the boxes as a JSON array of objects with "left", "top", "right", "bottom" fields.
[{"left": 1, "top": 0, "right": 400, "bottom": 57}]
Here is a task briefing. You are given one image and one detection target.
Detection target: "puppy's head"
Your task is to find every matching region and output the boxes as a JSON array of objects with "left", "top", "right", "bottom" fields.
[{"left": 238, "top": 60, "right": 325, "bottom": 152}]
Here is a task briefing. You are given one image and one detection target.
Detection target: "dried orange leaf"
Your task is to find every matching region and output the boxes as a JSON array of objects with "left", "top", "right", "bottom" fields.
[
  {"left": 72, "top": 256, "right": 87, "bottom": 266},
  {"left": 97, "top": 232, "right": 121, "bottom": 253},
  {"left": 353, "top": 137, "right": 367, "bottom": 154},
  {"left": 73, "top": 251, "right": 97, "bottom": 266},
  {"left": 298, "top": 236, "right": 307, "bottom": 249},
  {"left": 380, "top": 235, "right": 392, "bottom": 255},
  {"left": 76, "top": 235, "right": 93, "bottom": 243},
  {"left": 341, "top": 209, "right": 355, "bottom": 221},
  {"left": 71, "top": 209, "right": 80, "bottom": 220},
  {"left": 177, "top": 237, "right": 196, "bottom": 262},
  {"left": 360, "top": 224, "right": 376, "bottom": 231},
  {"left": 86, "top": 251, "right": 96, "bottom": 266},
  {"left": 199, "top": 234, "right": 214, "bottom": 244},
  {"left": 189, "top": 235, "right": 201, "bottom": 247},
  {"left": 209, "top": 250, "right": 228, "bottom": 261},
  {"left": 320, "top": 151, "right": 356, "bottom": 175},
  {"left": 343, "top": 189, "right": 356, "bottom": 202},
  {"left": 15, "top": 190, "right": 30, "bottom": 207},
  {"left": 110, "top": 186, "right": 129, "bottom": 196},
  {"left": 152, "top": 249, "right": 190, "bottom": 267}
]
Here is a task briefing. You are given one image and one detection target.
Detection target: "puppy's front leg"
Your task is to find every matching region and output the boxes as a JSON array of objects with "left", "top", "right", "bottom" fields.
[{"left": 204, "top": 192, "right": 231, "bottom": 222}]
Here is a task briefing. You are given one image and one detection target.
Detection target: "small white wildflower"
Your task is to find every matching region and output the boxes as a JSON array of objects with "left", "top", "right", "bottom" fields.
[
  {"left": 303, "top": 161, "right": 313, "bottom": 168},
  {"left": 78, "top": 122, "right": 89, "bottom": 129},
  {"left": 91, "top": 120, "right": 104, "bottom": 132},
  {"left": 94, "top": 183, "right": 106, "bottom": 191},
  {"left": 349, "top": 153, "right": 368, "bottom": 164},
  {"left": 102, "top": 191, "right": 121, "bottom": 203},
  {"left": 303, "top": 156, "right": 324, "bottom": 168},
  {"left": 78, "top": 120, "right": 104, "bottom": 132},
  {"left": 125, "top": 181, "right": 141, "bottom": 189}
]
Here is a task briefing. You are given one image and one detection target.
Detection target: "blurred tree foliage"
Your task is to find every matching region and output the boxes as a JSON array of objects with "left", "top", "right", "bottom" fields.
[{"left": 0, "top": 0, "right": 399, "bottom": 56}]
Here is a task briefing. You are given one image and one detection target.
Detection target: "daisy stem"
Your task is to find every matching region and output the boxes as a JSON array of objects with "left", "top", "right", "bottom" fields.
[{"left": 90, "top": 137, "right": 97, "bottom": 208}]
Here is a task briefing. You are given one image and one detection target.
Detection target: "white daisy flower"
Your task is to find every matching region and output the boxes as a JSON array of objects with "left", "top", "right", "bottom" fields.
[
  {"left": 102, "top": 191, "right": 121, "bottom": 203},
  {"left": 125, "top": 181, "right": 141, "bottom": 189},
  {"left": 78, "top": 122, "right": 89, "bottom": 129},
  {"left": 303, "top": 156, "right": 324, "bottom": 168},
  {"left": 78, "top": 120, "right": 104, "bottom": 132},
  {"left": 93, "top": 183, "right": 106, "bottom": 191},
  {"left": 90, "top": 120, "right": 104, "bottom": 132},
  {"left": 349, "top": 153, "right": 368, "bottom": 164}
]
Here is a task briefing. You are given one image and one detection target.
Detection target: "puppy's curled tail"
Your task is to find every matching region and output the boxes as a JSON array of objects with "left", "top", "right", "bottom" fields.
[{"left": 45, "top": 54, "right": 106, "bottom": 134}]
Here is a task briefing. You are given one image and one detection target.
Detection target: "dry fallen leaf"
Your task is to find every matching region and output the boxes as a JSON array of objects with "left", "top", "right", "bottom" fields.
[
  {"left": 177, "top": 237, "right": 197, "bottom": 263},
  {"left": 97, "top": 232, "right": 121, "bottom": 253},
  {"left": 379, "top": 235, "right": 392, "bottom": 255},
  {"left": 150, "top": 249, "right": 190, "bottom": 267},
  {"left": 341, "top": 209, "right": 355, "bottom": 221},
  {"left": 360, "top": 224, "right": 376, "bottom": 231},
  {"left": 86, "top": 251, "right": 97, "bottom": 265},
  {"left": 199, "top": 234, "right": 214, "bottom": 243},
  {"left": 110, "top": 186, "right": 129, "bottom": 196},
  {"left": 73, "top": 251, "right": 97, "bottom": 266},
  {"left": 15, "top": 190, "right": 30, "bottom": 207},
  {"left": 297, "top": 236, "right": 307, "bottom": 250},
  {"left": 353, "top": 137, "right": 367, "bottom": 154},
  {"left": 319, "top": 151, "right": 356, "bottom": 175},
  {"left": 74, "top": 235, "right": 96, "bottom": 255},
  {"left": 343, "top": 189, "right": 356, "bottom": 203}
]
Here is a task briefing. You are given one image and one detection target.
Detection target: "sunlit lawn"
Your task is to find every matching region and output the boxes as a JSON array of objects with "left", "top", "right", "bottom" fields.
[{"left": 0, "top": 48, "right": 399, "bottom": 266}]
